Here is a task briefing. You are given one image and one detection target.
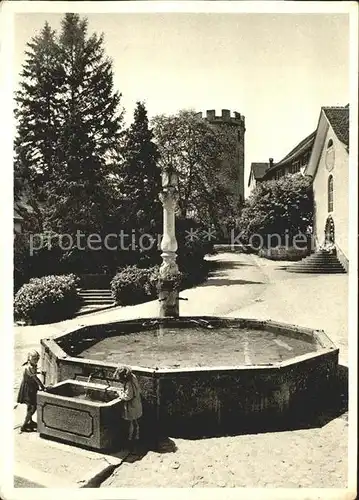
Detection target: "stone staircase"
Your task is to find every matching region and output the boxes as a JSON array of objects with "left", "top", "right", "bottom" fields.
[
  {"left": 77, "top": 289, "right": 115, "bottom": 315},
  {"left": 286, "top": 249, "right": 346, "bottom": 274}
]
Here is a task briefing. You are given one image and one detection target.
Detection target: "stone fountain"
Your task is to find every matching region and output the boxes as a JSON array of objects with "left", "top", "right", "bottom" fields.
[{"left": 38, "top": 166, "right": 339, "bottom": 450}]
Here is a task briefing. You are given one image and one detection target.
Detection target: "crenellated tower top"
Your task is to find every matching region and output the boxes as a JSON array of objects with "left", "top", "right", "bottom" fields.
[{"left": 195, "top": 109, "right": 246, "bottom": 130}]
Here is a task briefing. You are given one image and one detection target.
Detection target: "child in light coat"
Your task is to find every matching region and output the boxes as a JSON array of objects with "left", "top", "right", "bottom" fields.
[{"left": 114, "top": 366, "right": 143, "bottom": 444}]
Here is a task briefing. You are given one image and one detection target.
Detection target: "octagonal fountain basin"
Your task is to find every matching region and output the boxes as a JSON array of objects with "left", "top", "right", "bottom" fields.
[
  {"left": 37, "top": 380, "right": 125, "bottom": 450},
  {"left": 41, "top": 317, "right": 338, "bottom": 440}
]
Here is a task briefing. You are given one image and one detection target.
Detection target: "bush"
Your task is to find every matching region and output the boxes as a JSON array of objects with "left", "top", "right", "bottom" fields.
[
  {"left": 110, "top": 218, "right": 214, "bottom": 306},
  {"left": 111, "top": 266, "right": 160, "bottom": 306},
  {"left": 258, "top": 246, "right": 309, "bottom": 261},
  {"left": 14, "top": 274, "right": 81, "bottom": 324},
  {"left": 14, "top": 233, "right": 71, "bottom": 293},
  {"left": 111, "top": 261, "right": 210, "bottom": 306}
]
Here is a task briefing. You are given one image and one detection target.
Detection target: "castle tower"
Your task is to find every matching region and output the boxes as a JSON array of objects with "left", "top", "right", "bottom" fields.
[{"left": 196, "top": 109, "right": 246, "bottom": 207}]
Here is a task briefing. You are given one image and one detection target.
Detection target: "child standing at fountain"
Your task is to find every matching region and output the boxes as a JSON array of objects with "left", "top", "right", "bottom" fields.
[
  {"left": 17, "top": 350, "right": 46, "bottom": 432},
  {"left": 114, "top": 366, "right": 143, "bottom": 446}
]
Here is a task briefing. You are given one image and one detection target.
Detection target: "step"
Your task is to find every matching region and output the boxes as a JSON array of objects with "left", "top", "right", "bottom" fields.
[
  {"left": 80, "top": 296, "right": 113, "bottom": 301},
  {"left": 288, "top": 265, "right": 344, "bottom": 269},
  {"left": 304, "top": 255, "right": 339, "bottom": 260},
  {"left": 302, "top": 255, "right": 340, "bottom": 261},
  {"left": 286, "top": 268, "right": 345, "bottom": 274},
  {"left": 81, "top": 299, "right": 114, "bottom": 305},
  {"left": 290, "top": 262, "right": 344, "bottom": 268},
  {"left": 289, "top": 262, "right": 344, "bottom": 266},
  {"left": 304, "top": 256, "right": 338, "bottom": 262},
  {"left": 79, "top": 292, "right": 113, "bottom": 298},
  {"left": 288, "top": 267, "right": 345, "bottom": 271},
  {"left": 287, "top": 270, "right": 345, "bottom": 274},
  {"left": 80, "top": 295, "right": 113, "bottom": 300}
]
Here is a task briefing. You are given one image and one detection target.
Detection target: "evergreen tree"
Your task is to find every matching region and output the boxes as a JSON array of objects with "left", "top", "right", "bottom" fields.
[
  {"left": 14, "top": 14, "right": 124, "bottom": 236},
  {"left": 119, "top": 101, "right": 161, "bottom": 232},
  {"left": 45, "top": 13, "right": 124, "bottom": 235},
  {"left": 14, "top": 22, "right": 64, "bottom": 203}
]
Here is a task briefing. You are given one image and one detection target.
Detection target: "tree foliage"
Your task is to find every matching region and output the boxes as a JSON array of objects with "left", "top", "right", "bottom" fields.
[
  {"left": 239, "top": 174, "right": 313, "bottom": 245},
  {"left": 152, "top": 110, "right": 239, "bottom": 229}
]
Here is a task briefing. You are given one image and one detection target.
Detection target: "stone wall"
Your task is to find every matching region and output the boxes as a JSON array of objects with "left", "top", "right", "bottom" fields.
[
  {"left": 157, "top": 350, "right": 338, "bottom": 437},
  {"left": 198, "top": 109, "right": 245, "bottom": 206}
]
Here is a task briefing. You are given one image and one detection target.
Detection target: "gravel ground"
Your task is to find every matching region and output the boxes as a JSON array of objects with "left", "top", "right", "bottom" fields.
[
  {"left": 103, "top": 418, "right": 348, "bottom": 488},
  {"left": 14, "top": 432, "right": 102, "bottom": 484}
]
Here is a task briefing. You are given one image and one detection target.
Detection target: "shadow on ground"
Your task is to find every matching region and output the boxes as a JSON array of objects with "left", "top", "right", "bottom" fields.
[
  {"left": 201, "top": 278, "right": 264, "bottom": 287},
  {"left": 123, "top": 437, "right": 178, "bottom": 463},
  {"left": 212, "top": 260, "right": 255, "bottom": 270}
]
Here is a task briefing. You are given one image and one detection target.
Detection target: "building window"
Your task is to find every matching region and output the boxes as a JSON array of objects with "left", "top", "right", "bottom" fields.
[
  {"left": 292, "top": 161, "right": 300, "bottom": 173},
  {"left": 300, "top": 153, "right": 309, "bottom": 167},
  {"left": 328, "top": 175, "right": 333, "bottom": 212}
]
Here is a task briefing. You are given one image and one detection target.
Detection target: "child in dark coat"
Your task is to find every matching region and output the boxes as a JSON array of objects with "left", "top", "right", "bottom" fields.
[{"left": 17, "top": 350, "right": 45, "bottom": 432}]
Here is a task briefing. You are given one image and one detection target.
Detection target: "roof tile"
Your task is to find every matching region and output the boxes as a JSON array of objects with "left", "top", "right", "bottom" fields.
[
  {"left": 323, "top": 106, "right": 349, "bottom": 146},
  {"left": 250, "top": 162, "right": 269, "bottom": 180}
]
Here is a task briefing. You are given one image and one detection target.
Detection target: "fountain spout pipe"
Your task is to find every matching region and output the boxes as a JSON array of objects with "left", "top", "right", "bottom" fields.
[{"left": 87, "top": 369, "right": 111, "bottom": 388}]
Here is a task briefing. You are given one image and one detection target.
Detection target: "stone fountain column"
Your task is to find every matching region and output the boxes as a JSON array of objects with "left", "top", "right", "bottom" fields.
[{"left": 158, "top": 168, "right": 180, "bottom": 317}]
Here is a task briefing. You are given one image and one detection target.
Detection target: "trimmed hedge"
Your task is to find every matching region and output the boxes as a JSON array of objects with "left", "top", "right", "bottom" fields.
[
  {"left": 14, "top": 274, "right": 81, "bottom": 325},
  {"left": 111, "top": 266, "right": 160, "bottom": 306},
  {"left": 111, "top": 259, "right": 211, "bottom": 307},
  {"left": 258, "top": 246, "right": 309, "bottom": 261},
  {"left": 108, "top": 220, "right": 214, "bottom": 307}
]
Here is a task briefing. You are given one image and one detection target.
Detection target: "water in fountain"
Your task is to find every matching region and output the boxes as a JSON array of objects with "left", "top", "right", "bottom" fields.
[{"left": 77, "top": 323, "right": 317, "bottom": 369}]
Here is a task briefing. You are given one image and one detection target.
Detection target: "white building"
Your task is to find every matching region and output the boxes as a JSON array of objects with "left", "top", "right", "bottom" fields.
[{"left": 304, "top": 105, "right": 349, "bottom": 270}]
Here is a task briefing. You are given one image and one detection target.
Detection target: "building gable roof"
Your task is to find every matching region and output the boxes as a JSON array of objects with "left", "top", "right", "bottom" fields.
[
  {"left": 275, "top": 131, "right": 316, "bottom": 166},
  {"left": 322, "top": 106, "right": 349, "bottom": 146},
  {"left": 260, "top": 131, "right": 316, "bottom": 181},
  {"left": 248, "top": 162, "right": 269, "bottom": 186},
  {"left": 304, "top": 104, "right": 349, "bottom": 179}
]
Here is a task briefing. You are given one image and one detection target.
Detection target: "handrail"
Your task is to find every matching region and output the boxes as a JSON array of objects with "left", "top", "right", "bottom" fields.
[
  {"left": 335, "top": 242, "right": 349, "bottom": 272},
  {"left": 335, "top": 241, "right": 348, "bottom": 261}
]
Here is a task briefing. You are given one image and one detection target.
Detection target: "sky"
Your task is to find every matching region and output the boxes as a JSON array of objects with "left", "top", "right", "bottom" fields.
[{"left": 13, "top": 11, "right": 350, "bottom": 195}]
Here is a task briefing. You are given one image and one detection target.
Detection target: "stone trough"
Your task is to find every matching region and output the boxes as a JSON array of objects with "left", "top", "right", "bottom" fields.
[
  {"left": 37, "top": 380, "right": 124, "bottom": 450},
  {"left": 40, "top": 317, "right": 338, "bottom": 448}
]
